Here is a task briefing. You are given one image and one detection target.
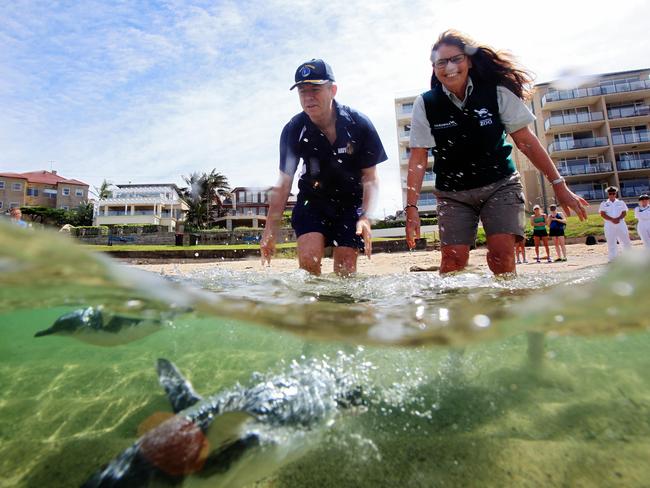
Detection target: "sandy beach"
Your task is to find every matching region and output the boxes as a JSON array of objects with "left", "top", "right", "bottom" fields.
[{"left": 133, "top": 241, "right": 644, "bottom": 276}]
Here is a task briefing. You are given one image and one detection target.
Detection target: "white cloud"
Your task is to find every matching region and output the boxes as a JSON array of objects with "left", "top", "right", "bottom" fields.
[{"left": 1, "top": 0, "right": 648, "bottom": 215}]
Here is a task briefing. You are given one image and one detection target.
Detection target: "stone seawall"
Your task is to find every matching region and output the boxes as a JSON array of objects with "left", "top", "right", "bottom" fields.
[{"left": 104, "top": 238, "right": 427, "bottom": 262}]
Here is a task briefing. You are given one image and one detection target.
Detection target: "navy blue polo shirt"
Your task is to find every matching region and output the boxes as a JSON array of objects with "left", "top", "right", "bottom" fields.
[{"left": 279, "top": 100, "right": 387, "bottom": 211}]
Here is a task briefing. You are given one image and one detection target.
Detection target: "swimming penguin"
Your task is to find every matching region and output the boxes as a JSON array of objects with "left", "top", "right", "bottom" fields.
[
  {"left": 82, "top": 357, "right": 365, "bottom": 488},
  {"left": 34, "top": 306, "right": 166, "bottom": 346}
]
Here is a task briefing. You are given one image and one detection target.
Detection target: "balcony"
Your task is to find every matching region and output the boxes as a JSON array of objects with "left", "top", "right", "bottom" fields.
[
  {"left": 96, "top": 215, "right": 161, "bottom": 225},
  {"left": 544, "top": 111, "right": 604, "bottom": 132},
  {"left": 541, "top": 86, "right": 602, "bottom": 108},
  {"left": 600, "top": 80, "right": 650, "bottom": 98},
  {"left": 397, "top": 107, "right": 413, "bottom": 122},
  {"left": 421, "top": 172, "right": 435, "bottom": 188},
  {"left": 611, "top": 131, "right": 650, "bottom": 145},
  {"left": 559, "top": 161, "right": 613, "bottom": 177},
  {"left": 608, "top": 105, "right": 650, "bottom": 120},
  {"left": 547, "top": 137, "right": 608, "bottom": 155},
  {"left": 571, "top": 188, "right": 606, "bottom": 201},
  {"left": 542, "top": 79, "right": 650, "bottom": 108},
  {"left": 616, "top": 158, "right": 650, "bottom": 171},
  {"left": 418, "top": 198, "right": 437, "bottom": 207},
  {"left": 620, "top": 184, "right": 650, "bottom": 198}
]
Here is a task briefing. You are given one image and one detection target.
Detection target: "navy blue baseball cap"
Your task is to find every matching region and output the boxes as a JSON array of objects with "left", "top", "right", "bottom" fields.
[{"left": 290, "top": 59, "right": 335, "bottom": 90}]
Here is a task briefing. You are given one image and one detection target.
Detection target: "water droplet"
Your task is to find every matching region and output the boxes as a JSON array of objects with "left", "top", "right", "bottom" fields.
[
  {"left": 611, "top": 281, "right": 633, "bottom": 296},
  {"left": 472, "top": 314, "right": 490, "bottom": 328},
  {"left": 438, "top": 308, "right": 450, "bottom": 322},
  {"left": 415, "top": 305, "right": 425, "bottom": 320}
]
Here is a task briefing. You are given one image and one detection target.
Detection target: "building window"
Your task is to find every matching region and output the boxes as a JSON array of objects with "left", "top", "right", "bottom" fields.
[
  {"left": 402, "top": 102, "right": 413, "bottom": 113},
  {"left": 12, "top": 183, "right": 22, "bottom": 191},
  {"left": 9, "top": 202, "right": 20, "bottom": 208},
  {"left": 0, "top": 181, "right": 4, "bottom": 189},
  {"left": 61, "top": 206, "right": 69, "bottom": 211},
  {"left": 27, "top": 187, "right": 39, "bottom": 197},
  {"left": 75, "top": 189, "right": 84, "bottom": 197},
  {"left": 62, "top": 187, "right": 70, "bottom": 196},
  {"left": 0, "top": 202, "right": 3, "bottom": 209}
]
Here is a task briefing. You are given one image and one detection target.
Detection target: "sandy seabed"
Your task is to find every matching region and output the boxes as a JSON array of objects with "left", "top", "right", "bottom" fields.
[{"left": 133, "top": 241, "right": 644, "bottom": 276}]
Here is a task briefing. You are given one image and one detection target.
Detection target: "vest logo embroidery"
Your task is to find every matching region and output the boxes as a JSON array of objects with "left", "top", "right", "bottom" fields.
[
  {"left": 474, "top": 107, "right": 493, "bottom": 127},
  {"left": 337, "top": 142, "right": 355, "bottom": 155},
  {"left": 433, "top": 121, "right": 458, "bottom": 129}
]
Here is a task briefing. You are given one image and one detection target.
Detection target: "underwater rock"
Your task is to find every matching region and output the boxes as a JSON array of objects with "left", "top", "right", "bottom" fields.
[{"left": 82, "top": 358, "right": 365, "bottom": 488}]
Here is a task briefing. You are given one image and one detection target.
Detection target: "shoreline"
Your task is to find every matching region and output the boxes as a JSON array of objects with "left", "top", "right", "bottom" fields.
[{"left": 131, "top": 241, "right": 643, "bottom": 276}]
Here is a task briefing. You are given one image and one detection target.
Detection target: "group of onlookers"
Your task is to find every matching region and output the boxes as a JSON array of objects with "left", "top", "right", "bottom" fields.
[
  {"left": 518, "top": 203, "right": 568, "bottom": 264},
  {"left": 519, "top": 187, "right": 650, "bottom": 265}
]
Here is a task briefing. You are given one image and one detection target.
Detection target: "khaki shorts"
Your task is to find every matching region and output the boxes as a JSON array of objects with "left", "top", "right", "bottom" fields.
[{"left": 435, "top": 173, "right": 525, "bottom": 246}]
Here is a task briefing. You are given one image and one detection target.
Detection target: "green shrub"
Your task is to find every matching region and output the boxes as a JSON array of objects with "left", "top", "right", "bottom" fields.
[
  {"left": 71, "top": 225, "right": 109, "bottom": 236},
  {"left": 372, "top": 217, "right": 437, "bottom": 230}
]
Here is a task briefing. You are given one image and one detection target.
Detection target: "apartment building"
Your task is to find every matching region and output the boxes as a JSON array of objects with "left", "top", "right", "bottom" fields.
[
  {"left": 94, "top": 184, "right": 188, "bottom": 231},
  {"left": 0, "top": 170, "right": 89, "bottom": 212},
  {"left": 394, "top": 96, "right": 438, "bottom": 216},
  {"left": 529, "top": 68, "right": 650, "bottom": 212},
  {"left": 394, "top": 68, "right": 650, "bottom": 214}
]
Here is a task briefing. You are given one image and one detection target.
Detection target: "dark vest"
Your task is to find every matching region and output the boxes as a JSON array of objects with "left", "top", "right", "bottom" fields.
[{"left": 422, "top": 82, "right": 515, "bottom": 191}]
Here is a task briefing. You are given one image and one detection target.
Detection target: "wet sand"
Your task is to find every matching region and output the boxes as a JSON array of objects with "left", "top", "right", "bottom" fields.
[{"left": 133, "top": 241, "right": 643, "bottom": 276}]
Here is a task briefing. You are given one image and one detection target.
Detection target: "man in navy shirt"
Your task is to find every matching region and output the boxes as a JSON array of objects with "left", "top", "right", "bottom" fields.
[{"left": 260, "top": 59, "right": 387, "bottom": 275}]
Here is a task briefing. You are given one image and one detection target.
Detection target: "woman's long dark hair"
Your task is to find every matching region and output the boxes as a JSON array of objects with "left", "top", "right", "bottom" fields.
[{"left": 430, "top": 29, "right": 534, "bottom": 100}]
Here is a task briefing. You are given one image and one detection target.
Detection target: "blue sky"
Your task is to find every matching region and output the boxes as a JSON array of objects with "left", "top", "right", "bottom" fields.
[{"left": 1, "top": 0, "right": 648, "bottom": 215}]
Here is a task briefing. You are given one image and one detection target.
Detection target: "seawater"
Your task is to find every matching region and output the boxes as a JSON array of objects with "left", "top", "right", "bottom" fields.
[{"left": 1, "top": 223, "right": 650, "bottom": 487}]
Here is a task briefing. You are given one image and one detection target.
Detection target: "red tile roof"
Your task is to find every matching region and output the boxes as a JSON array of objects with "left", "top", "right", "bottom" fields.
[
  {"left": 0, "top": 172, "right": 28, "bottom": 180},
  {"left": 1, "top": 170, "right": 88, "bottom": 186}
]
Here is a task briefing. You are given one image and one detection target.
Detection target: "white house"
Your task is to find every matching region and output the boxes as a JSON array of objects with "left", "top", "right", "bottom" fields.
[{"left": 94, "top": 184, "right": 188, "bottom": 231}]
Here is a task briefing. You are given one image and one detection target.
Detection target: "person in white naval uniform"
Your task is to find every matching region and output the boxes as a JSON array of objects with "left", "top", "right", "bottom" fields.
[
  {"left": 599, "top": 186, "right": 632, "bottom": 261},
  {"left": 634, "top": 194, "right": 650, "bottom": 248}
]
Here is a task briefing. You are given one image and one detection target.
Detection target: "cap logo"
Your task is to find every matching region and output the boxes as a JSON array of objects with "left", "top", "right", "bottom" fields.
[{"left": 300, "top": 66, "right": 311, "bottom": 78}]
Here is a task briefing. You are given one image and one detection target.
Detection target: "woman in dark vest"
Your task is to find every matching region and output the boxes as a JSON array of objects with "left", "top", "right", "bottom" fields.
[{"left": 405, "top": 30, "right": 588, "bottom": 275}]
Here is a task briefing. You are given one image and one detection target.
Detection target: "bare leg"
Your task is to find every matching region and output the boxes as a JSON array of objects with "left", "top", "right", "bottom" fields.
[
  {"left": 559, "top": 236, "right": 567, "bottom": 259},
  {"left": 297, "top": 232, "right": 325, "bottom": 275},
  {"left": 553, "top": 237, "right": 561, "bottom": 260},
  {"left": 486, "top": 233, "right": 516, "bottom": 275},
  {"left": 440, "top": 244, "right": 470, "bottom": 274},
  {"left": 332, "top": 246, "right": 358, "bottom": 276},
  {"left": 543, "top": 237, "right": 551, "bottom": 260},
  {"left": 533, "top": 236, "right": 540, "bottom": 260}
]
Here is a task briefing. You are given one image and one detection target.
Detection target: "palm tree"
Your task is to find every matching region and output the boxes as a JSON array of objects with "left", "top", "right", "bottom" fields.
[
  {"left": 91, "top": 179, "right": 112, "bottom": 200},
  {"left": 179, "top": 172, "right": 207, "bottom": 229},
  {"left": 204, "top": 169, "right": 231, "bottom": 223},
  {"left": 179, "top": 170, "right": 230, "bottom": 229}
]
